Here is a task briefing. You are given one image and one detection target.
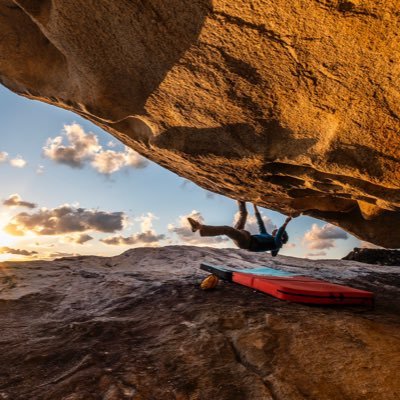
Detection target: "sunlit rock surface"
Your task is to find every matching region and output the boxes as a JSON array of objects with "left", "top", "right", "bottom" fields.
[
  {"left": 0, "top": 1, "right": 399, "bottom": 246},
  {"left": 0, "top": 246, "right": 399, "bottom": 399}
]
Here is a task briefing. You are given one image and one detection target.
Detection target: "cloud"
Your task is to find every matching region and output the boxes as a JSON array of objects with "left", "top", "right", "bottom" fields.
[
  {"left": 9, "top": 156, "right": 27, "bottom": 168},
  {"left": 122, "top": 147, "right": 148, "bottom": 169},
  {"left": 49, "top": 251, "right": 80, "bottom": 259},
  {"left": 0, "top": 247, "right": 38, "bottom": 256},
  {"left": 168, "top": 210, "right": 230, "bottom": 246},
  {"left": 0, "top": 152, "right": 27, "bottom": 168},
  {"left": 91, "top": 147, "right": 147, "bottom": 174},
  {"left": 303, "top": 223, "right": 348, "bottom": 250},
  {"left": 90, "top": 150, "right": 127, "bottom": 174},
  {"left": 232, "top": 211, "right": 276, "bottom": 235},
  {"left": 4, "top": 205, "right": 126, "bottom": 236},
  {"left": 306, "top": 251, "right": 327, "bottom": 257},
  {"left": 284, "top": 242, "right": 296, "bottom": 249},
  {"left": 101, "top": 212, "right": 164, "bottom": 246},
  {"left": 43, "top": 123, "right": 100, "bottom": 168},
  {"left": 65, "top": 233, "right": 94, "bottom": 244},
  {"left": 43, "top": 123, "right": 148, "bottom": 174},
  {"left": 0, "top": 152, "right": 8, "bottom": 163},
  {"left": 36, "top": 165, "right": 44, "bottom": 175},
  {"left": 3, "top": 194, "right": 37, "bottom": 209},
  {"left": 101, "top": 231, "right": 165, "bottom": 246},
  {"left": 180, "top": 180, "right": 191, "bottom": 189},
  {"left": 205, "top": 191, "right": 215, "bottom": 199},
  {"left": 137, "top": 212, "right": 157, "bottom": 232}
]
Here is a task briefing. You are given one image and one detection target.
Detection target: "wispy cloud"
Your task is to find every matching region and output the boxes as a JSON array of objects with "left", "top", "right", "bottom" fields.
[
  {"left": 48, "top": 251, "right": 81, "bottom": 259},
  {"left": 0, "top": 151, "right": 8, "bottom": 163},
  {"left": 306, "top": 251, "right": 327, "bottom": 258},
  {"left": 284, "top": 242, "right": 296, "bottom": 249},
  {"left": 101, "top": 212, "right": 164, "bottom": 246},
  {"left": 205, "top": 191, "right": 215, "bottom": 199},
  {"left": 4, "top": 204, "right": 126, "bottom": 236},
  {"left": 179, "top": 180, "right": 191, "bottom": 189},
  {"left": 43, "top": 123, "right": 148, "bottom": 174},
  {"left": 9, "top": 156, "right": 27, "bottom": 168},
  {"left": 64, "top": 233, "right": 94, "bottom": 245},
  {"left": 303, "top": 223, "right": 348, "bottom": 250},
  {"left": 0, "top": 152, "right": 28, "bottom": 168},
  {"left": 232, "top": 211, "right": 276, "bottom": 235},
  {"left": 137, "top": 213, "right": 157, "bottom": 232},
  {"left": 43, "top": 123, "right": 100, "bottom": 168},
  {"left": 0, "top": 246, "right": 38, "bottom": 256},
  {"left": 101, "top": 231, "right": 165, "bottom": 246},
  {"left": 91, "top": 147, "right": 147, "bottom": 174},
  {"left": 3, "top": 194, "right": 37, "bottom": 209},
  {"left": 168, "top": 210, "right": 230, "bottom": 246}
]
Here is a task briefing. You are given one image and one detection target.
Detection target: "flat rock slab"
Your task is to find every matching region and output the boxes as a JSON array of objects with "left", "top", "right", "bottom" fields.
[{"left": 0, "top": 246, "right": 399, "bottom": 399}]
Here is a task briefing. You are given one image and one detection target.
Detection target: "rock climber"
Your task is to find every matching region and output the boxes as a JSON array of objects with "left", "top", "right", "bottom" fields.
[{"left": 188, "top": 201, "right": 293, "bottom": 256}]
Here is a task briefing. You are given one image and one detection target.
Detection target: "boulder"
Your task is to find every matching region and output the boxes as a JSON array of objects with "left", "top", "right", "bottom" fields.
[
  {"left": 343, "top": 247, "right": 400, "bottom": 266},
  {"left": 0, "top": 246, "right": 399, "bottom": 399},
  {"left": 0, "top": 0, "right": 399, "bottom": 246}
]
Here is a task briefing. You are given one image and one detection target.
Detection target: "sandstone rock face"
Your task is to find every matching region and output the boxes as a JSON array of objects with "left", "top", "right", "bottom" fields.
[
  {"left": 0, "top": 0, "right": 399, "bottom": 246},
  {"left": 0, "top": 246, "right": 399, "bottom": 399}
]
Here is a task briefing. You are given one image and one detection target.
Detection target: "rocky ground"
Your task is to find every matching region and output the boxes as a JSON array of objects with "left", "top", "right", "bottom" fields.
[{"left": 0, "top": 246, "right": 399, "bottom": 400}]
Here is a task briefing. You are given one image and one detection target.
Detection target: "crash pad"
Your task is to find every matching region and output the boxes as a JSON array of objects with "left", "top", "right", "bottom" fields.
[{"left": 200, "top": 263, "right": 374, "bottom": 306}]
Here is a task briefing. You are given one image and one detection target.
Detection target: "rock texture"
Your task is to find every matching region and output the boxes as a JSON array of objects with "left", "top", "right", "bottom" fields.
[
  {"left": 0, "top": 246, "right": 399, "bottom": 400},
  {"left": 0, "top": 0, "right": 400, "bottom": 246},
  {"left": 343, "top": 247, "right": 400, "bottom": 266}
]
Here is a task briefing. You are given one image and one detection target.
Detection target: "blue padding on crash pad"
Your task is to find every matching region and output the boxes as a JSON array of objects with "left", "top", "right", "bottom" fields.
[
  {"left": 200, "top": 263, "right": 299, "bottom": 279},
  {"left": 234, "top": 267, "right": 298, "bottom": 277}
]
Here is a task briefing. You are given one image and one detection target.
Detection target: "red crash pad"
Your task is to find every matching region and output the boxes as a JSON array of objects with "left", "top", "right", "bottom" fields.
[{"left": 232, "top": 273, "right": 374, "bottom": 305}]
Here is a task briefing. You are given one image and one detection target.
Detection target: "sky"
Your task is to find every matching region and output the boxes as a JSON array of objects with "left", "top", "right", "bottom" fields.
[{"left": 0, "top": 85, "right": 365, "bottom": 262}]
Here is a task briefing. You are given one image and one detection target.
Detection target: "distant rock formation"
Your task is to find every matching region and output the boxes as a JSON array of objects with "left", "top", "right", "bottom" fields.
[
  {"left": 0, "top": 1, "right": 399, "bottom": 247},
  {"left": 343, "top": 247, "right": 400, "bottom": 266},
  {"left": 0, "top": 246, "right": 399, "bottom": 399}
]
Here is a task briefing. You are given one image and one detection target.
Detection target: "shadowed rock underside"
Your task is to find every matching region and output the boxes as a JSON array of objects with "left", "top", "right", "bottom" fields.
[{"left": 0, "top": 0, "right": 399, "bottom": 246}]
